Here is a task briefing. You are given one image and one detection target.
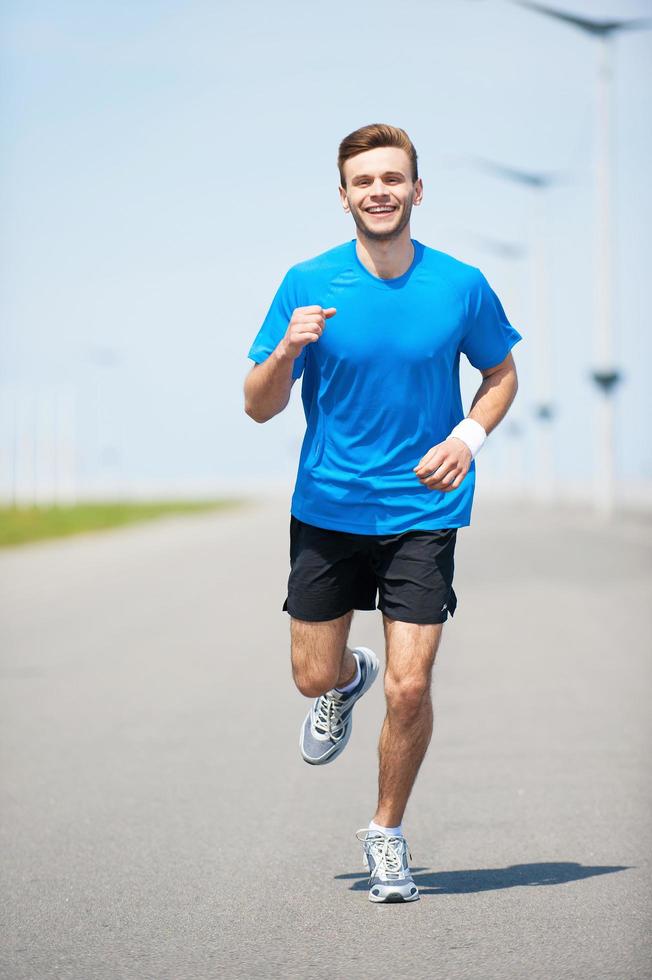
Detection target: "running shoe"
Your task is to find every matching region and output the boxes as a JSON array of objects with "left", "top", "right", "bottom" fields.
[
  {"left": 299, "top": 646, "right": 379, "bottom": 765},
  {"left": 355, "top": 828, "right": 420, "bottom": 903}
]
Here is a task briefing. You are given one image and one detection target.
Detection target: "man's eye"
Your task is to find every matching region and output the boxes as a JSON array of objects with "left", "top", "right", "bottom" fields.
[{"left": 356, "top": 178, "right": 401, "bottom": 188}]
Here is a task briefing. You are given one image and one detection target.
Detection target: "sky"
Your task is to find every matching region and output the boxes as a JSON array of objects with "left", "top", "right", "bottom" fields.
[{"left": 1, "top": 0, "right": 651, "bottom": 507}]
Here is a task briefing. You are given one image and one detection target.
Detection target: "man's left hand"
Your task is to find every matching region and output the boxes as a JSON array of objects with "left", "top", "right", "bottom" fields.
[{"left": 413, "top": 437, "right": 472, "bottom": 492}]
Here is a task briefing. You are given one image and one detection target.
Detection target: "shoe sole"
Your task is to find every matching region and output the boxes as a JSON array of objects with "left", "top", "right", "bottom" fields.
[
  {"left": 299, "top": 646, "right": 379, "bottom": 765},
  {"left": 369, "top": 886, "right": 420, "bottom": 903}
]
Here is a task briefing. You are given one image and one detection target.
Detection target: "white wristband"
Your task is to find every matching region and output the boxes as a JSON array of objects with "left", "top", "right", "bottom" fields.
[{"left": 448, "top": 418, "right": 487, "bottom": 459}]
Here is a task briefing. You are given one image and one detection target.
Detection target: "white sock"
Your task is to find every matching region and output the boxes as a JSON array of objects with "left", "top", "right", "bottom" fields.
[
  {"left": 369, "top": 819, "right": 404, "bottom": 837},
  {"left": 335, "top": 651, "right": 361, "bottom": 693}
]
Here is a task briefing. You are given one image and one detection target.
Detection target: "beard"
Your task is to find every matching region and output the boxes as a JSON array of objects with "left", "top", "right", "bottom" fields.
[{"left": 348, "top": 197, "right": 414, "bottom": 242}]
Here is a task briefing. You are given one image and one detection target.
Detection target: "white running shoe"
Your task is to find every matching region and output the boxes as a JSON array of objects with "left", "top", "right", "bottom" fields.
[
  {"left": 355, "top": 828, "right": 420, "bottom": 903},
  {"left": 299, "top": 647, "right": 379, "bottom": 765}
]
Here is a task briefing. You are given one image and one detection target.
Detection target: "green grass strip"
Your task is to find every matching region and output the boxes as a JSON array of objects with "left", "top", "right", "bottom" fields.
[{"left": 0, "top": 498, "right": 248, "bottom": 548}]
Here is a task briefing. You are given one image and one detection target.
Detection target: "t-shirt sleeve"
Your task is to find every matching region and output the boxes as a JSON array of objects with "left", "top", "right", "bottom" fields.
[
  {"left": 247, "top": 266, "right": 306, "bottom": 381},
  {"left": 459, "top": 268, "right": 523, "bottom": 370}
]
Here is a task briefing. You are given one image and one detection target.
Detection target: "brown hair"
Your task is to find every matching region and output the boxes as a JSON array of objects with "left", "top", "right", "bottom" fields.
[{"left": 337, "top": 123, "right": 418, "bottom": 189}]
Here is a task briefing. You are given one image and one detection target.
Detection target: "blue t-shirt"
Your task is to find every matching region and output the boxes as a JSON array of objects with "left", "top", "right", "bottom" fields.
[{"left": 247, "top": 238, "right": 523, "bottom": 534}]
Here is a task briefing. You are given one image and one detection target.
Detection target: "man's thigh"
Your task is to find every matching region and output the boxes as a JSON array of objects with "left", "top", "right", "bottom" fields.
[
  {"left": 382, "top": 615, "right": 445, "bottom": 685},
  {"left": 289, "top": 609, "right": 354, "bottom": 682}
]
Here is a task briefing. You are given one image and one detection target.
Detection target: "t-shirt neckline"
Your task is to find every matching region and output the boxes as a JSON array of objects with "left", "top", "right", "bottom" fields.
[{"left": 350, "top": 238, "right": 421, "bottom": 288}]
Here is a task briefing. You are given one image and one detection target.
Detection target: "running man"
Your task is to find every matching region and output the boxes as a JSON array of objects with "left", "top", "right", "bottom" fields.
[{"left": 243, "top": 123, "right": 523, "bottom": 904}]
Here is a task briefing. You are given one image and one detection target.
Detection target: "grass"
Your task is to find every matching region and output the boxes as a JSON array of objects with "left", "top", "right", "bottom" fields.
[{"left": 0, "top": 498, "right": 248, "bottom": 548}]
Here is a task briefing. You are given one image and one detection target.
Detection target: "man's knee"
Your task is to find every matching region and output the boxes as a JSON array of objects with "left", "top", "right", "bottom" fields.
[
  {"left": 292, "top": 665, "right": 339, "bottom": 698},
  {"left": 384, "top": 672, "right": 431, "bottom": 719}
]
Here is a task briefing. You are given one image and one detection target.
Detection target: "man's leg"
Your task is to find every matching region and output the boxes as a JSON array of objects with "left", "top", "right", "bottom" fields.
[
  {"left": 372, "top": 615, "right": 444, "bottom": 827},
  {"left": 292, "top": 610, "right": 381, "bottom": 767},
  {"left": 290, "top": 610, "right": 358, "bottom": 698}
]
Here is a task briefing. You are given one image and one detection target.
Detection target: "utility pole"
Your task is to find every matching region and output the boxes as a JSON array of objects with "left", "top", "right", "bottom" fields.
[{"left": 513, "top": 2, "right": 652, "bottom": 516}]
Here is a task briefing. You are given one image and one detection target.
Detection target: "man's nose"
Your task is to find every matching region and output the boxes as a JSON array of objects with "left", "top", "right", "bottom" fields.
[{"left": 369, "top": 179, "right": 389, "bottom": 196}]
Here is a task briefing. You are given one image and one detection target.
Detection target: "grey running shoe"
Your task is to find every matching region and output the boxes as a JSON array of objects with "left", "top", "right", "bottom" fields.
[
  {"left": 355, "top": 828, "right": 420, "bottom": 903},
  {"left": 299, "top": 646, "right": 379, "bottom": 765}
]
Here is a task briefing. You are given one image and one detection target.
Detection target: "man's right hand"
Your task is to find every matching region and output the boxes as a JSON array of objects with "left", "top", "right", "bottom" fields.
[{"left": 280, "top": 306, "right": 336, "bottom": 360}]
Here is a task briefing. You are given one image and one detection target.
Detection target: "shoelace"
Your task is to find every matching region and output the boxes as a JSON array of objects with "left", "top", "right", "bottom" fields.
[
  {"left": 313, "top": 689, "right": 348, "bottom": 740},
  {"left": 355, "top": 830, "right": 413, "bottom": 882}
]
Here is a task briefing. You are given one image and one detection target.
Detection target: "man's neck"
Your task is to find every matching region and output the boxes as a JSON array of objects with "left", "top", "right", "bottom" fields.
[{"left": 355, "top": 230, "right": 414, "bottom": 280}]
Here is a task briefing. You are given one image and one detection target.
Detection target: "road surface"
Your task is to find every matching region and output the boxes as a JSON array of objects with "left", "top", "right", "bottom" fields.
[{"left": 1, "top": 496, "right": 650, "bottom": 979}]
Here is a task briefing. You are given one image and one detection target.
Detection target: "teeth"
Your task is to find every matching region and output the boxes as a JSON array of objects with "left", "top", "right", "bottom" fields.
[{"left": 368, "top": 207, "right": 395, "bottom": 213}]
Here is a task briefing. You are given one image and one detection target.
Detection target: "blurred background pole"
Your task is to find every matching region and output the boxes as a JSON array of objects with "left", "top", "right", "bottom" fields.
[
  {"left": 513, "top": 2, "right": 652, "bottom": 515},
  {"left": 0, "top": 384, "right": 79, "bottom": 508},
  {"left": 592, "top": 32, "right": 619, "bottom": 521}
]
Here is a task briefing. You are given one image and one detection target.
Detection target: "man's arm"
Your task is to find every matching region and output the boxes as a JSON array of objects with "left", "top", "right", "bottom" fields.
[
  {"left": 243, "top": 345, "right": 297, "bottom": 424},
  {"left": 244, "top": 304, "right": 337, "bottom": 423},
  {"left": 413, "top": 351, "right": 519, "bottom": 492},
  {"left": 466, "top": 351, "right": 518, "bottom": 436}
]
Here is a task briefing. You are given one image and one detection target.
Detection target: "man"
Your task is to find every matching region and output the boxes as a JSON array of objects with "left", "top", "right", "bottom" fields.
[{"left": 243, "top": 123, "right": 522, "bottom": 904}]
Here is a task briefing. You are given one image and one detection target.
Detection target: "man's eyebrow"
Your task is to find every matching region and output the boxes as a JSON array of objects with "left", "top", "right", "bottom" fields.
[{"left": 351, "top": 171, "right": 406, "bottom": 182}]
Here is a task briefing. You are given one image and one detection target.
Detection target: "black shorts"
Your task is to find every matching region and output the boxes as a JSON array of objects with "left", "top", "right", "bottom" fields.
[{"left": 282, "top": 514, "right": 458, "bottom": 625}]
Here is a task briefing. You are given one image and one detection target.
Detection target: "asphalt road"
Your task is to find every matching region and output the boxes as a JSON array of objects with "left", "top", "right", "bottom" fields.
[{"left": 1, "top": 496, "right": 651, "bottom": 980}]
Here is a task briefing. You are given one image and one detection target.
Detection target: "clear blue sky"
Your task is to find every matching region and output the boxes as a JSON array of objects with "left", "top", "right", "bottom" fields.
[{"left": 2, "top": 0, "right": 651, "bottom": 501}]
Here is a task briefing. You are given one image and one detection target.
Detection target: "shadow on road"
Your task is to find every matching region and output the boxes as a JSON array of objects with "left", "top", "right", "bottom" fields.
[{"left": 335, "top": 861, "right": 632, "bottom": 894}]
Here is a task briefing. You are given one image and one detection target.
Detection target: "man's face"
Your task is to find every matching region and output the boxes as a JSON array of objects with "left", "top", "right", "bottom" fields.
[{"left": 339, "top": 146, "right": 423, "bottom": 242}]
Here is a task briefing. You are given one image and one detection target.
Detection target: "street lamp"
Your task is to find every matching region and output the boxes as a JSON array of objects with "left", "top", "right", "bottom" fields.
[{"left": 511, "top": 2, "right": 652, "bottom": 517}]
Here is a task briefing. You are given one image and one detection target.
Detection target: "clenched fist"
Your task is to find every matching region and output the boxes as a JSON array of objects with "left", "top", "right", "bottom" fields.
[
  {"left": 413, "top": 437, "right": 472, "bottom": 492},
  {"left": 280, "top": 306, "right": 336, "bottom": 360}
]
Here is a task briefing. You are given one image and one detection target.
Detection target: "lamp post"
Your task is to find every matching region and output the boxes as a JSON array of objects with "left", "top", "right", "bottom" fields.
[{"left": 511, "top": 3, "right": 652, "bottom": 517}]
